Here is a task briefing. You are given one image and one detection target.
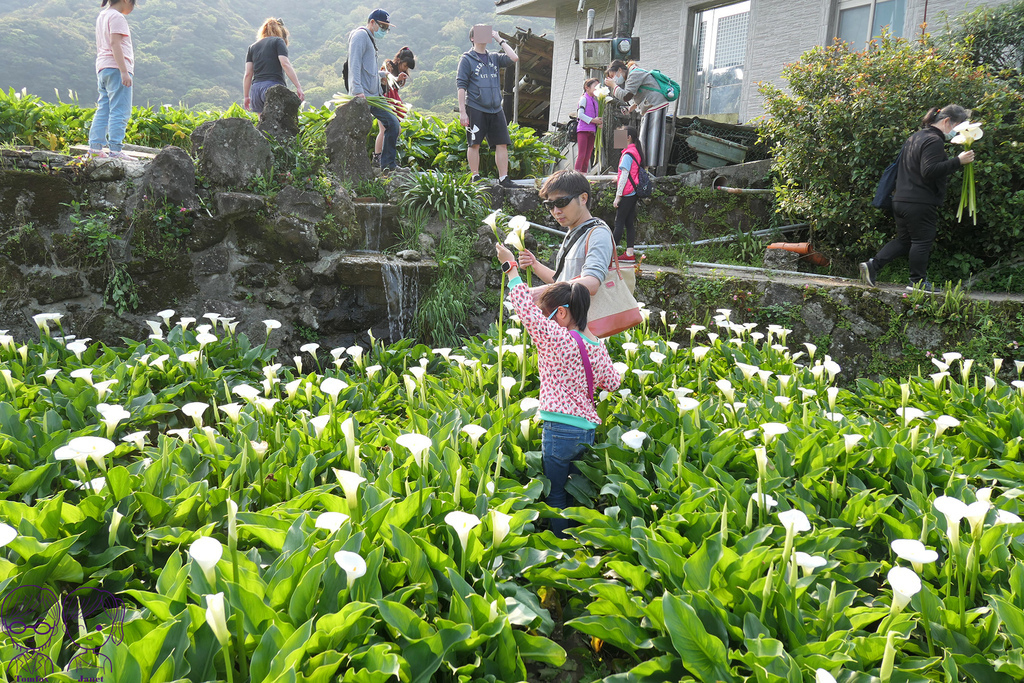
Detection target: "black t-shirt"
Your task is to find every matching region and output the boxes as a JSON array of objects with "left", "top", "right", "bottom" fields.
[{"left": 246, "top": 36, "right": 288, "bottom": 85}]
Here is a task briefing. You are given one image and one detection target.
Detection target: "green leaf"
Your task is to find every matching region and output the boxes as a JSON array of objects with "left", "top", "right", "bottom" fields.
[
  {"left": 512, "top": 630, "right": 566, "bottom": 666},
  {"left": 564, "top": 615, "right": 651, "bottom": 654},
  {"left": 661, "top": 593, "right": 735, "bottom": 683}
]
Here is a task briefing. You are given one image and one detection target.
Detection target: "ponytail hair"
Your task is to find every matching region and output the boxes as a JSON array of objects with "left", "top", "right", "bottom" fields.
[
  {"left": 257, "top": 18, "right": 289, "bottom": 45},
  {"left": 540, "top": 281, "right": 591, "bottom": 331},
  {"left": 922, "top": 104, "right": 968, "bottom": 129},
  {"left": 625, "top": 125, "right": 645, "bottom": 167},
  {"left": 394, "top": 46, "right": 416, "bottom": 70},
  {"left": 584, "top": 78, "right": 599, "bottom": 91}
]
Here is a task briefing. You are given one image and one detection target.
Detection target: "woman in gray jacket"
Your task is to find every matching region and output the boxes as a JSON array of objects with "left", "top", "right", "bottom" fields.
[{"left": 604, "top": 59, "right": 669, "bottom": 170}]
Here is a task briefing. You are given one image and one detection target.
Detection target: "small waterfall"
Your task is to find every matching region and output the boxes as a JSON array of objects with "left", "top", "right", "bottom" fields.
[
  {"left": 381, "top": 259, "right": 420, "bottom": 341},
  {"left": 363, "top": 203, "right": 384, "bottom": 251}
]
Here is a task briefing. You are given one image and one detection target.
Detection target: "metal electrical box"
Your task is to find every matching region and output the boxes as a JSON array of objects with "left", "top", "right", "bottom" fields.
[{"left": 578, "top": 39, "right": 612, "bottom": 68}]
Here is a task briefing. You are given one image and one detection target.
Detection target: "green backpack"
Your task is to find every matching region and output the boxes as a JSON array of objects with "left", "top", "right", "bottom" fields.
[{"left": 638, "top": 69, "right": 680, "bottom": 102}]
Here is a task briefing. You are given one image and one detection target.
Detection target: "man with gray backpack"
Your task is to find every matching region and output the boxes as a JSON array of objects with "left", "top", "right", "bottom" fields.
[
  {"left": 604, "top": 59, "right": 678, "bottom": 172},
  {"left": 347, "top": 9, "right": 401, "bottom": 171}
]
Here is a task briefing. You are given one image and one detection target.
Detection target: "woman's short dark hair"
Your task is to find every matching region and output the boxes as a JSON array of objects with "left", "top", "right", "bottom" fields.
[
  {"left": 922, "top": 104, "right": 968, "bottom": 129},
  {"left": 539, "top": 170, "right": 592, "bottom": 203},
  {"left": 540, "top": 281, "right": 591, "bottom": 331}
]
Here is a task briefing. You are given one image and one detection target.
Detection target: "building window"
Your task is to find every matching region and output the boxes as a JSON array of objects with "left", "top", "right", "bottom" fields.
[{"left": 836, "top": 0, "right": 905, "bottom": 51}]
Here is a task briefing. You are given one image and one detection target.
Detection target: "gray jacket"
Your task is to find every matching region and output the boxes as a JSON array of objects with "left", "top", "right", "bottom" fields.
[
  {"left": 613, "top": 67, "right": 669, "bottom": 114},
  {"left": 348, "top": 27, "right": 380, "bottom": 97},
  {"left": 555, "top": 219, "right": 613, "bottom": 285},
  {"left": 456, "top": 50, "right": 513, "bottom": 114}
]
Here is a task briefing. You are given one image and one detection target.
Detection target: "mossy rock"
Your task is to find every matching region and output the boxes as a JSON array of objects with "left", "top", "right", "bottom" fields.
[
  {"left": 0, "top": 170, "right": 76, "bottom": 229},
  {"left": 0, "top": 256, "right": 28, "bottom": 307},
  {"left": 125, "top": 261, "right": 198, "bottom": 310},
  {"left": 235, "top": 263, "right": 277, "bottom": 289},
  {"left": 76, "top": 308, "right": 145, "bottom": 344},
  {"left": 0, "top": 223, "right": 48, "bottom": 266},
  {"left": 25, "top": 269, "right": 85, "bottom": 304},
  {"left": 237, "top": 215, "right": 319, "bottom": 262}
]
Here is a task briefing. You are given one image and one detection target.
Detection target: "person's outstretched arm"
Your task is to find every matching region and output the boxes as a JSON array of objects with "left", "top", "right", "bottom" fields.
[{"left": 279, "top": 56, "right": 304, "bottom": 101}]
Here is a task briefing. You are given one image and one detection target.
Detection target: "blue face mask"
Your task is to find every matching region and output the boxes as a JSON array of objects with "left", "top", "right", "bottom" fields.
[{"left": 373, "top": 27, "right": 387, "bottom": 39}]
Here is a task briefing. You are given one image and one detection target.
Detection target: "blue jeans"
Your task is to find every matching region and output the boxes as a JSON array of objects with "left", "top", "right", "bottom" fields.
[
  {"left": 542, "top": 420, "right": 595, "bottom": 537},
  {"left": 89, "top": 68, "right": 133, "bottom": 152},
  {"left": 371, "top": 106, "right": 400, "bottom": 169}
]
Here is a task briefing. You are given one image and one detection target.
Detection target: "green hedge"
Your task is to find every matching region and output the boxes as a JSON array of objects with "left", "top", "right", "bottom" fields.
[{"left": 759, "top": 37, "right": 1024, "bottom": 277}]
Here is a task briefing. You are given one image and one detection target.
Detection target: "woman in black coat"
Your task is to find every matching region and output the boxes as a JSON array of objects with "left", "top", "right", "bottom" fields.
[{"left": 859, "top": 105, "right": 976, "bottom": 292}]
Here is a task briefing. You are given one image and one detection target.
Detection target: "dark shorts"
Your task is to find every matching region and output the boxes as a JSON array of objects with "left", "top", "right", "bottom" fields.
[
  {"left": 250, "top": 80, "right": 285, "bottom": 114},
  {"left": 466, "top": 106, "right": 512, "bottom": 147}
]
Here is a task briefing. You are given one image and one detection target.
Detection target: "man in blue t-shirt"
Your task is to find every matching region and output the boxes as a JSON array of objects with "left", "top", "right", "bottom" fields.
[{"left": 456, "top": 27, "right": 519, "bottom": 188}]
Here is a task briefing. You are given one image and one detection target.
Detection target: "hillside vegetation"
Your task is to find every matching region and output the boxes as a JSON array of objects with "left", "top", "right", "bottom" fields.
[{"left": 0, "top": 0, "right": 551, "bottom": 115}]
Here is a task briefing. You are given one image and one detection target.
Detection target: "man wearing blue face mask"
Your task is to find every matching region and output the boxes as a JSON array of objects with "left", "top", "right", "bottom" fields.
[{"left": 349, "top": 9, "right": 402, "bottom": 170}]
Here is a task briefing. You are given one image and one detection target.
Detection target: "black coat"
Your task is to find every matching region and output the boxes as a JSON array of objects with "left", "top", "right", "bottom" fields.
[{"left": 892, "top": 126, "right": 963, "bottom": 206}]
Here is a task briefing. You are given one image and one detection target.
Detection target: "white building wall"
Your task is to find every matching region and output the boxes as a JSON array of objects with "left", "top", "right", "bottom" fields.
[{"left": 543, "top": 0, "right": 1008, "bottom": 130}]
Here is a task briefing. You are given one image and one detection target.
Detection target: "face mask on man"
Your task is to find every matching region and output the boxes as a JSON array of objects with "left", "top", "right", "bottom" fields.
[{"left": 373, "top": 23, "right": 387, "bottom": 39}]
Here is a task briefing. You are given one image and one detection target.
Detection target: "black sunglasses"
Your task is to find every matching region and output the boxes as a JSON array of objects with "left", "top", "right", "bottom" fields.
[{"left": 542, "top": 193, "right": 581, "bottom": 210}]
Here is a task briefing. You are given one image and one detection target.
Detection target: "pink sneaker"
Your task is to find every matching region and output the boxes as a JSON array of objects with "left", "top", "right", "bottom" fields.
[
  {"left": 107, "top": 150, "right": 130, "bottom": 159},
  {"left": 86, "top": 149, "right": 108, "bottom": 159}
]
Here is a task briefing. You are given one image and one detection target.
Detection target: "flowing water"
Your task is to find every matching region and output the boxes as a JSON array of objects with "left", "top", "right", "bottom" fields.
[
  {"left": 380, "top": 259, "right": 420, "bottom": 342},
  {"left": 362, "top": 203, "right": 385, "bottom": 251}
]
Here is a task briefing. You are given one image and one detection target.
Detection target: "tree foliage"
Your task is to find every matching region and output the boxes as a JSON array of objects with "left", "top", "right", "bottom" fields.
[
  {"left": 0, "top": 0, "right": 551, "bottom": 115},
  {"left": 937, "top": 0, "right": 1024, "bottom": 75},
  {"left": 759, "top": 36, "right": 1024, "bottom": 276}
]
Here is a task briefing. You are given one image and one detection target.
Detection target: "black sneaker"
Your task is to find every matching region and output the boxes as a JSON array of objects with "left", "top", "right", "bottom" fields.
[
  {"left": 371, "top": 153, "right": 382, "bottom": 168},
  {"left": 471, "top": 173, "right": 482, "bottom": 182},
  {"left": 906, "top": 281, "right": 940, "bottom": 293},
  {"left": 858, "top": 260, "right": 876, "bottom": 286},
  {"left": 498, "top": 176, "right": 517, "bottom": 188}
]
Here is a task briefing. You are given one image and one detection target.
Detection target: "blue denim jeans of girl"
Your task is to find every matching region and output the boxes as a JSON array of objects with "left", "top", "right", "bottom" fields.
[
  {"left": 542, "top": 420, "right": 595, "bottom": 537},
  {"left": 89, "top": 68, "right": 133, "bottom": 152}
]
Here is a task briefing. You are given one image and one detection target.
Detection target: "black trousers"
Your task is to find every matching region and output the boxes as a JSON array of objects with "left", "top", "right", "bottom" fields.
[
  {"left": 613, "top": 194, "right": 639, "bottom": 249},
  {"left": 871, "top": 201, "right": 938, "bottom": 284}
]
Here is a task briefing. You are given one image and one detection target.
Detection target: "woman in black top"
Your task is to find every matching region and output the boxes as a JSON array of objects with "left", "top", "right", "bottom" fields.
[
  {"left": 243, "top": 18, "right": 304, "bottom": 113},
  {"left": 860, "top": 105, "right": 976, "bottom": 292}
]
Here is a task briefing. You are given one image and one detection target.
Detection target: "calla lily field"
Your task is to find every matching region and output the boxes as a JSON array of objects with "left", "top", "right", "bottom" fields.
[{"left": 1, "top": 309, "right": 1023, "bottom": 682}]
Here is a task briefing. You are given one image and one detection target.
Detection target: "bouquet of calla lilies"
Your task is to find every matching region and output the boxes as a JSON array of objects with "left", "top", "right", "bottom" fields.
[
  {"left": 951, "top": 120, "right": 982, "bottom": 225},
  {"left": 594, "top": 85, "right": 611, "bottom": 168},
  {"left": 326, "top": 91, "right": 411, "bottom": 118}
]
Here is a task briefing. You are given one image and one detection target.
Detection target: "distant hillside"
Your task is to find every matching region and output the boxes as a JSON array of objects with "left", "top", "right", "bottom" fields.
[{"left": 0, "top": 0, "right": 552, "bottom": 115}]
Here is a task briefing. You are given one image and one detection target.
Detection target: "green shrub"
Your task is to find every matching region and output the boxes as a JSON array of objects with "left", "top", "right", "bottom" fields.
[
  {"left": 414, "top": 221, "right": 477, "bottom": 346},
  {"left": 398, "top": 113, "right": 561, "bottom": 179},
  {"left": 759, "top": 36, "right": 1024, "bottom": 274},
  {"left": 392, "top": 170, "right": 488, "bottom": 223}
]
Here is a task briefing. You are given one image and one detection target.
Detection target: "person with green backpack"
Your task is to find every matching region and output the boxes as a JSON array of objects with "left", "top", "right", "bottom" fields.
[{"left": 604, "top": 59, "right": 679, "bottom": 171}]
